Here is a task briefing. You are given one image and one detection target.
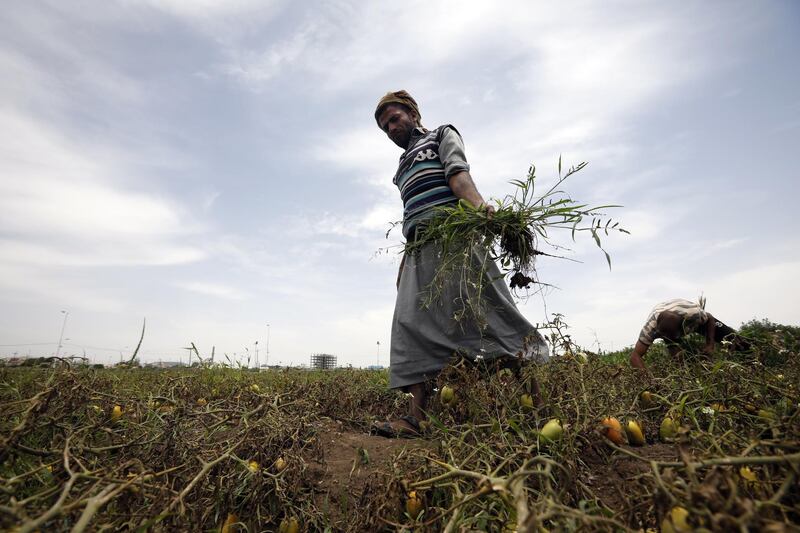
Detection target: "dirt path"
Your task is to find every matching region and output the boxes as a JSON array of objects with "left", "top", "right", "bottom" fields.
[
  {"left": 306, "top": 419, "right": 435, "bottom": 527},
  {"left": 307, "top": 419, "right": 683, "bottom": 529},
  {"left": 581, "top": 442, "right": 680, "bottom": 527}
]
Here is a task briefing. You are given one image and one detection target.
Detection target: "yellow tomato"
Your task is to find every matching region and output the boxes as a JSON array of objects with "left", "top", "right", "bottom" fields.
[
  {"left": 221, "top": 513, "right": 238, "bottom": 533},
  {"left": 520, "top": 394, "right": 535, "bottom": 411},
  {"left": 539, "top": 419, "right": 563, "bottom": 442},
  {"left": 661, "top": 506, "right": 691, "bottom": 533},
  {"left": 659, "top": 417, "right": 678, "bottom": 440},
  {"left": 278, "top": 517, "right": 300, "bottom": 533},
  {"left": 405, "top": 491, "right": 424, "bottom": 518},
  {"left": 440, "top": 385, "right": 455, "bottom": 405},
  {"left": 625, "top": 420, "right": 646, "bottom": 446},
  {"left": 739, "top": 466, "right": 757, "bottom": 485},
  {"left": 640, "top": 391, "right": 654, "bottom": 408},
  {"left": 758, "top": 409, "right": 777, "bottom": 421}
]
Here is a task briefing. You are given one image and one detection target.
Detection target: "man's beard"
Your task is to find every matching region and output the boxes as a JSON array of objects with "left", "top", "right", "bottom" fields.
[{"left": 392, "top": 127, "right": 412, "bottom": 149}]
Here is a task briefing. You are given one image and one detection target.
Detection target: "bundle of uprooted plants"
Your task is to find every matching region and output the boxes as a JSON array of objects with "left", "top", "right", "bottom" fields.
[{"left": 402, "top": 160, "right": 628, "bottom": 326}]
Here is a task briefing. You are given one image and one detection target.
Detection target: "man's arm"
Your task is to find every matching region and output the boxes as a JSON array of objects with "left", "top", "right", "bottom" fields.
[
  {"left": 629, "top": 340, "right": 650, "bottom": 370},
  {"left": 439, "top": 127, "right": 495, "bottom": 214},
  {"left": 449, "top": 171, "right": 495, "bottom": 217},
  {"left": 449, "top": 170, "right": 489, "bottom": 208}
]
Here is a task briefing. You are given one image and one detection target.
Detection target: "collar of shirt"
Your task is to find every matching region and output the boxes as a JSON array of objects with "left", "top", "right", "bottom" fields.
[{"left": 404, "top": 126, "right": 429, "bottom": 151}]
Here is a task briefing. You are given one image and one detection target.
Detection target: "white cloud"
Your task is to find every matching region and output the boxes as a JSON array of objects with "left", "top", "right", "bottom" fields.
[
  {"left": 360, "top": 204, "right": 402, "bottom": 233},
  {"left": 174, "top": 281, "right": 250, "bottom": 300},
  {"left": 702, "top": 261, "right": 800, "bottom": 327},
  {"left": 1, "top": 178, "right": 190, "bottom": 239},
  {"left": 308, "top": 2, "right": 721, "bottom": 199},
  {"left": 136, "top": 0, "right": 287, "bottom": 38},
  {"left": 0, "top": 239, "right": 203, "bottom": 268},
  {"left": 142, "top": 0, "right": 273, "bottom": 17},
  {"left": 222, "top": 21, "right": 318, "bottom": 86},
  {"left": 321, "top": 303, "right": 395, "bottom": 366},
  {"left": 0, "top": 109, "right": 205, "bottom": 268},
  {"left": 0, "top": 49, "right": 55, "bottom": 108},
  {"left": 0, "top": 264, "right": 125, "bottom": 312},
  {"left": 314, "top": 126, "right": 399, "bottom": 189}
]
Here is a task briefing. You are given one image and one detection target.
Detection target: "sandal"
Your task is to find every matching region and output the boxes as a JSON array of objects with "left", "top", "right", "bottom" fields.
[{"left": 370, "top": 415, "right": 422, "bottom": 439}]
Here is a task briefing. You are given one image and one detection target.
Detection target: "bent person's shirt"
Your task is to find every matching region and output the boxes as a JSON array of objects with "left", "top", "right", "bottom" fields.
[
  {"left": 638, "top": 299, "right": 709, "bottom": 346},
  {"left": 393, "top": 125, "right": 469, "bottom": 239}
]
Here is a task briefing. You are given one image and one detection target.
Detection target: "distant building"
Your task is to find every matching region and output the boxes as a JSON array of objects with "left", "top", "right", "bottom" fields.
[
  {"left": 310, "top": 353, "right": 337, "bottom": 370},
  {"left": 367, "top": 365, "right": 385, "bottom": 370}
]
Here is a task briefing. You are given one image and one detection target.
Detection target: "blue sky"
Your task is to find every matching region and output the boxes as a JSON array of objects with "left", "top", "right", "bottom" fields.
[{"left": 1, "top": 1, "right": 798, "bottom": 366}]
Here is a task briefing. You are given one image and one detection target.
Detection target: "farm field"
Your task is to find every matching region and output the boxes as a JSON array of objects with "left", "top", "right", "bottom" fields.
[{"left": 1, "top": 321, "right": 798, "bottom": 532}]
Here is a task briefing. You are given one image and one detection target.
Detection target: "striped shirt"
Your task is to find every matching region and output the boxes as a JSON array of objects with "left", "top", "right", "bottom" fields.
[
  {"left": 393, "top": 125, "right": 470, "bottom": 239},
  {"left": 638, "top": 299, "right": 709, "bottom": 345}
]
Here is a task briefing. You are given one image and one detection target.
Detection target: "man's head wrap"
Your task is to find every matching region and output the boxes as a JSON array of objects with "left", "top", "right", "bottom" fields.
[{"left": 374, "top": 90, "right": 421, "bottom": 127}]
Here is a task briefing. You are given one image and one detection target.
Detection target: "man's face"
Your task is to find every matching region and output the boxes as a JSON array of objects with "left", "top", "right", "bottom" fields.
[{"left": 378, "top": 104, "right": 417, "bottom": 149}]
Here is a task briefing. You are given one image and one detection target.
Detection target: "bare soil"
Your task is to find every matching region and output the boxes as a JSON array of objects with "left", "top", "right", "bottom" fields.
[{"left": 306, "top": 418, "right": 436, "bottom": 526}]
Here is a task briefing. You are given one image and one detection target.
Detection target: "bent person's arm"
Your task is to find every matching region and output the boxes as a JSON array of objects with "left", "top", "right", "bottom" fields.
[
  {"left": 703, "top": 314, "right": 716, "bottom": 354},
  {"left": 630, "top": 340, "right": 649, "bottom": 370}
]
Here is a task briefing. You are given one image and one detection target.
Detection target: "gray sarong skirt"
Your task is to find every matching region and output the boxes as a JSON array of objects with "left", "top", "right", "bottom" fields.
[{"left": 389, "top": 242, "right": 549, "bottom": 389}]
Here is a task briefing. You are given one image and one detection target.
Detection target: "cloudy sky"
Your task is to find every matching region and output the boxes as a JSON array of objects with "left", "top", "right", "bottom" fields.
[{"left": 1, "top": 1, "right": 798, "bottom": 366}]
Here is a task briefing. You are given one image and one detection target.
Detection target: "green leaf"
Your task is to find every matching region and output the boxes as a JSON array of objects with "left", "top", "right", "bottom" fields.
[
  {"left": 591, "top": 229, "right": 601, "bottom": 248},
  {"left": 507, "top": 418, "right": 527, "bottom": 439}
]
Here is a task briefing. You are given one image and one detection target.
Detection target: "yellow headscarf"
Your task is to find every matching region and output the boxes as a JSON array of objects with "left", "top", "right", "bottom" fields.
[{"left": 374, "top": 90, "right": 422, "bottom": 127}]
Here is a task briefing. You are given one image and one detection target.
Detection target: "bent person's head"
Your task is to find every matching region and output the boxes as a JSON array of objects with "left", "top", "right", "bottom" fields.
[{"left": 375, "top": 90, "right": 422, "bottom": 148}]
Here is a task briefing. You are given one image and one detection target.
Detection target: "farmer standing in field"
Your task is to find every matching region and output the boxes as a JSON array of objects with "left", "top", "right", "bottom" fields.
[
  {"left": 372, "top": 90, "right": 549, "bottom": 438},
  {"left": 629, "top": 298, "right": 748, "bottom": 370}
]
